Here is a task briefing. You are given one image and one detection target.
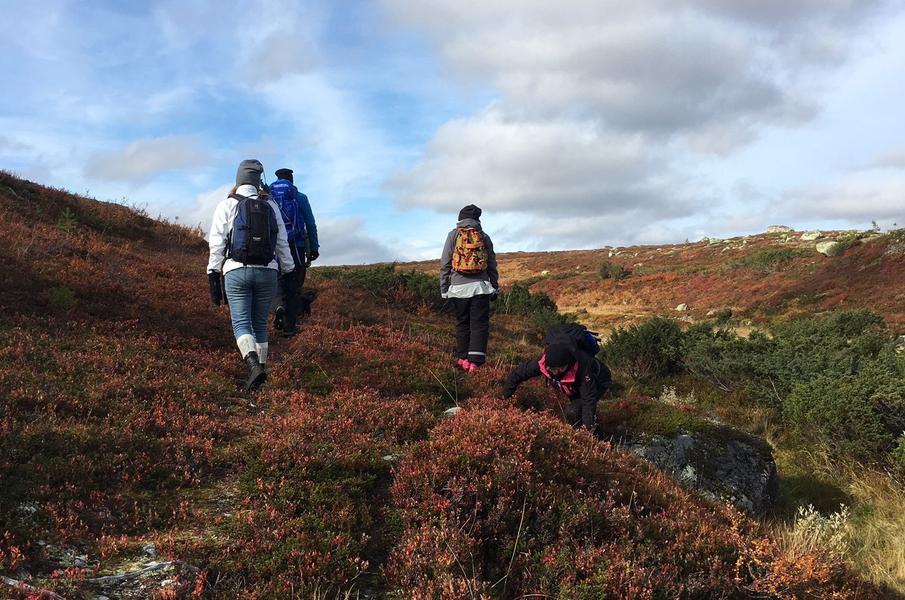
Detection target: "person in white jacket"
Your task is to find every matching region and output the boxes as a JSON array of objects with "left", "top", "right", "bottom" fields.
[{"left": 207, "top": 159, "right": 295, "bottom": 391}]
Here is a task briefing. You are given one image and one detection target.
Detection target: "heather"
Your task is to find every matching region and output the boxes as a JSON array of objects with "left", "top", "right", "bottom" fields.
[{"left": 0, "top": 173, "right": 889, "bottom": 597}]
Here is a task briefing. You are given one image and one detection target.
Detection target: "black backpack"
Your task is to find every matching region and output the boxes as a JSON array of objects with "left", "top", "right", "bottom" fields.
[
  {"left": 226, "top": 193, "right": 279, "bottom": 266},
  {"left": 545, "top": 323, "right": 601, "bottom": 356}
]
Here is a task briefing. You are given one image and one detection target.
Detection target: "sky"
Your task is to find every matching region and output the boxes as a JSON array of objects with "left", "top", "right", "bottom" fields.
[{"left": 2, "top": 0, "right": 905, "bottom": 264}]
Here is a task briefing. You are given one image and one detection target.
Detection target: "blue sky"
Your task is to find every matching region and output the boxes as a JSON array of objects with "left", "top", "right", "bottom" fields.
[{"left": 2, "top": 0, "right": 905, "bottom": 264}]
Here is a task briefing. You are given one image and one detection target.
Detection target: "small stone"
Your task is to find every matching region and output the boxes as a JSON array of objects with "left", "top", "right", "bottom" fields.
[
  {"left": 679, "top": 465, "right": 698, "bottom": 484},
  {"left": 381, "top": 454, "right": 400, "bottom": 463},
  {"left": 706, "top": 310, "right": 716, "bottom": 317},
  {"left": 142, "top": 543, "right": 156, "bottom": 557},
  {"left": 540, "top": 270, "right": 549, "bottom": 276},
  {"left": 675, "top": 303, "right": 688, "bottom": 312},
  {"left": 442, "top": 407, "right": 462, "bottom": 418}
]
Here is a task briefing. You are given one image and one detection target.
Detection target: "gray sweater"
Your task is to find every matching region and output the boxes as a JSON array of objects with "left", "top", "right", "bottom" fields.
[{"left": 440, "top": 218, "right": 500, "bottom": 297}]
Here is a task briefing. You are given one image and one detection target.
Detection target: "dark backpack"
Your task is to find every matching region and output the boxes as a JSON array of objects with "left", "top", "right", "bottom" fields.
[
  {"left": 226, "top": 193, "right": 279, "bottom": 266},
  {"left": 545, "top": 323, "right": 601, "bottom": 356}
]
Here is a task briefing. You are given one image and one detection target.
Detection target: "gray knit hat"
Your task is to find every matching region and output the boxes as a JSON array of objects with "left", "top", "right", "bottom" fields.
[{"left": 236, "top": 159, "right": 264, "bottom": 188}]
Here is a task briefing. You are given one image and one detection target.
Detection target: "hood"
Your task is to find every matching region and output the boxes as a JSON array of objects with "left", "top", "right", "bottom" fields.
[
  {"left": 235, "top": 184, "right": 259, "bottom": 197},
  {"left": 456, "top": 218, "right": 482, "bottom": 230}
]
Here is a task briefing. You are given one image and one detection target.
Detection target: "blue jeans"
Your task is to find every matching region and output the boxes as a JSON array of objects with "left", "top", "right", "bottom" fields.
[{"left": 224, "top": 267, "right": 278, "bottom": 343}]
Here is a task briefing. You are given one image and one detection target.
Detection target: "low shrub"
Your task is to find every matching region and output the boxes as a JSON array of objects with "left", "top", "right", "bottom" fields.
[
  {"left": 314, "top": 263, "right": 443, "bottom": 308},
  {"left": 682, "top": 322, "right": 769, "bottom": 392},
  {"left": 385, "top": 407, "right": 872, "bottom": 598},
  {"left": 727, "top": 248, "right": 811, "bottom": 272},
  {"left": 597, "top": 260, "right": 631, "bottom": 280},
  {"left": 603, "top": 316, "right": 683, "bottom": 380},
  {"left": 493, "top": 284, "right": 570, "bottom": 335},
  {"left": 892, "top": 434, "right": 905, "bottom": 471},
  {"left": 784, "top": 366, "right": 905, "bottom": 461},
  {"left": 212, "top": 390, "right": 434, "bottom": 596}
]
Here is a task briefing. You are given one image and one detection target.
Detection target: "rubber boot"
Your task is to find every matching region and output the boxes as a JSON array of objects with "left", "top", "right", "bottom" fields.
[
  {"left": 274, "top": 306, "right": 285, "bottom": 331},
  {"left": 244, "top": 351, "right": 267, "bottom": 392}
]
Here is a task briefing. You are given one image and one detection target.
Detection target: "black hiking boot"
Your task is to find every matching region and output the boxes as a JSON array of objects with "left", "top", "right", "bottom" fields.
[
  {"left": 274, "top": 307, "right": 285, "bottom": 331},
  {"left": 244, "top": 351, "right": 267, "bottom": 392},
  {"left": 282, "top": 323, "right": 298, "bottom": 338}
]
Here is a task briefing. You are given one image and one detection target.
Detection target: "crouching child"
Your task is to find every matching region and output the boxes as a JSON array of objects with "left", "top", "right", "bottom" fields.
[{"left": 502, "top": 324, "right": 612, "bottom": 433}]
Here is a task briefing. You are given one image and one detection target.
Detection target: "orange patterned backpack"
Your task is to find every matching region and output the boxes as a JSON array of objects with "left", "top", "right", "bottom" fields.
[{"left": 452, "top": 227, "right": 488, "bottom": 274}]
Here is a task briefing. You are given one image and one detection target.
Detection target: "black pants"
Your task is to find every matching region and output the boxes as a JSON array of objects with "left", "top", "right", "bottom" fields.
[
  {"left": 451, "top": 294, "right": 491, "bottom": 365},
  {"left": 278, "top": 245, "right": 308, "bottom": 328}
]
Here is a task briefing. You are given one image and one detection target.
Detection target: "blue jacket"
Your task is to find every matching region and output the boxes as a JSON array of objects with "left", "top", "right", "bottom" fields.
[
  {"left": 270, "top": 179, "right": 319, "bottom": 252},
  {"left": 296, "top": 189, "right": 319, "bottom": 252}
]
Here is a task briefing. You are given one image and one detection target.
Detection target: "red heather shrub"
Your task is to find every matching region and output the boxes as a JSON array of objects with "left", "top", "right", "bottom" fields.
[
  {"left": 385, "top": 406, "right": 876, "bottom": 599},
  {"left": 209, "top": 389, "right": 435, "bottom": 596}
]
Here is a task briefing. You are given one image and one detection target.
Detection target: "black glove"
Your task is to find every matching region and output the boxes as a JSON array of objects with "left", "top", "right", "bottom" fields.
[
  {"left": 308, "top": 249, "right": 319, "bottom": 262},
  {"left": 208, "top": 272, "right": 222, "bottom": 306},
  {"left": 490, "top": 291, "right": 499, "bottom": 302}
]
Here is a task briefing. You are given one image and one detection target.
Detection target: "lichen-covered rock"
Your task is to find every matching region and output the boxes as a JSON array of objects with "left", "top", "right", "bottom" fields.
[
  {"left": 767, "top": 225, "right": 793, "bottom": 234},
  {"left": 816, "top": 240, "right": 842, "bottom": 256},
  {"left": 801, "top": 230, "right": 822, "bottom": 241},
  {"left": 625, "top": 427, "right": 778, "bottom": 516}
]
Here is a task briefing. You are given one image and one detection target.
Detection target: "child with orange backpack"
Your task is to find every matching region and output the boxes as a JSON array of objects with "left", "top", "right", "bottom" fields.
[{"left": 440, "top": 204, "right": 499, "bottom": 371}]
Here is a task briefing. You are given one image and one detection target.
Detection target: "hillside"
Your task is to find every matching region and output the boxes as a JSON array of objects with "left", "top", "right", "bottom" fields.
[
  {"left": 409, "top": 228, "right": 905, "bottom": 332},
  {"left": 0, "top": 172, "right": 894, "bottom": 598}
]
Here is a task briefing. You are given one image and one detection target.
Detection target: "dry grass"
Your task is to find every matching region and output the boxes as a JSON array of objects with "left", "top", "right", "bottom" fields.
[{"left": 773, "top": 450, "right": 905, "bottom": 595}]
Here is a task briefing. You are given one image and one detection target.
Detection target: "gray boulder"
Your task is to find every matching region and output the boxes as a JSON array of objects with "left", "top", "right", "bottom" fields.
[
  {"left": 816, "top": 240, "right": 842, "bottom": 256},
  {"left": 767, "top": 225, "right": 793, "bottom": 234},
  {"left": 624, "top": 427, "right": 778, "bottom": 516}
]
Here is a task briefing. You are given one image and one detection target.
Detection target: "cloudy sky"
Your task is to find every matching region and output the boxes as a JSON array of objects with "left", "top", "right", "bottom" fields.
[{"left": 3, "top": 0, "right": 905, "bottom": 264}]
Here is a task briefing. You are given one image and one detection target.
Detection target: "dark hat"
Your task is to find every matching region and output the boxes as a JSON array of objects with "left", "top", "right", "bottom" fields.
[
  {"left": 275, "top": 168, "right": 294, "bottom": 182},
  {"left": 236, "top": 159, "right": 264, "bottom": 188},
  {"left": 458, "top": 204, "right": 482, "bottom": 221},
  {"left": 545, "top": 343, "right": 575, "bottom": 369}
]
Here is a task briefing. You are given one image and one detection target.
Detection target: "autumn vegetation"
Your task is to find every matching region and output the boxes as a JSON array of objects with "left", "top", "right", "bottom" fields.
[{"left": 0, "top": 172, "right": 900, "bottom": 597}]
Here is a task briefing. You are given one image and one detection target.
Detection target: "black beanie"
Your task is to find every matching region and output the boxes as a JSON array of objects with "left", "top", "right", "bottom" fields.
[
  {"left": 545, "top": 344, "right": 575, "bottom": 369},
  {"left": 236, "top": 159, "right": 264, "bottom": 188},
  {"left": 458, "top": 204, "right": 482, "bottom": 221},
  {"left": 275, "top": 168, "right": 294, "bottom": 183}
]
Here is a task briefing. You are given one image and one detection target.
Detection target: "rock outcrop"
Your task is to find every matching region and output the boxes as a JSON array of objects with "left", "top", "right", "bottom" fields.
[{"left": 624, "top": 426, "right": 778, "bottom": 516}]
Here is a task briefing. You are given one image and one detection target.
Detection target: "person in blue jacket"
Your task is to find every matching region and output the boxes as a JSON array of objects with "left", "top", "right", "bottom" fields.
[{"left": 270, "top": 167, "right": 320, "bottom": 336}]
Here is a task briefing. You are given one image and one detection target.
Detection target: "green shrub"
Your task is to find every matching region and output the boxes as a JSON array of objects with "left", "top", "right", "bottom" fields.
[
  {"left": 682, "top": 323, "right": 767, "bottom": 392},
  {"left": 604, "top": 317, "right": 683, "bottom": 380},
  {"left": 493, "top": 284, "right": 570, "bottom": 334},
  {"left": 891, "top": 434, "right": 905, "bottom": 471},
  {"left": 56, "top": 207, "right": 78, "bottom": 232},
  {"left": 783, "top": 366, "right": 905, "bottom": 461},
  {"left": 313, "top": 263, "right": 443, "bottom": 308},
  {"left": 597, "top": 260, "right": 631, "bottom": 280},
  {"left": 46, "top": 286, "right": 77, "bottom": 312},
  {"left": 746, "top": 309, "right": 888, "bottom": 406},
  {"left": 726, "top": 248, "right": 810, "bottom": 272}
]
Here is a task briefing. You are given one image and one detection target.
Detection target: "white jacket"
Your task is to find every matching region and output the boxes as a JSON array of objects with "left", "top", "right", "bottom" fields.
[{"left": 206, "top": 184, "right": 295, "bottom": 275}]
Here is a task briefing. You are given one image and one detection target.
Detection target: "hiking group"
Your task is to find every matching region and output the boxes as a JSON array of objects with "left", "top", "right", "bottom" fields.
[
  {"left": 206, "top": 159, "right": 319, "bottom": 392},
  {"left": 207, "top": 159, "right": 612, "bottom": 434}
]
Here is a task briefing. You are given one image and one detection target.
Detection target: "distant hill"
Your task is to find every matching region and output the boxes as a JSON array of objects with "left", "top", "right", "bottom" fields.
[{"left": 407, "top": 228, "right": 905, "bottom": 332}]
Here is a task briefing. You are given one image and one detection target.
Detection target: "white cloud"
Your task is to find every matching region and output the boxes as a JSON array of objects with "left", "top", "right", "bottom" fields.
[
  {"left": 391, "top": 108, "right": 701, "bottom": 218},
  {"left": 316, "top": 217, "right": 396, "bottom": 265},
  {"left": 860, "top": 146, "right": 905, "bottom": 170},
  {"left": 84, "top": 136, "right": 211, "bottom": 183},
  {"left": 382, "top": 0, "right": 892, "bottom": 247},
  {"left": 782, "top": 161, "right": 905, "bottom": 224}
]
